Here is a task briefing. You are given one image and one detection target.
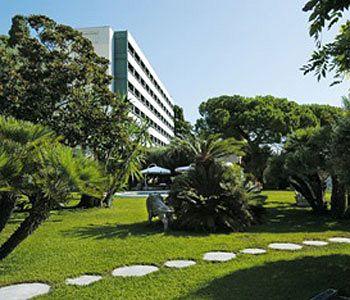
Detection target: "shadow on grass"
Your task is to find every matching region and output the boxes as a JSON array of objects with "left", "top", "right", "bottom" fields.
[
  {"left": 63, "top": 221, "right": 210, "bottom": 240},
  {"left": 180, "top": 255, "right": 350, "bottom": 300},
  {"left": 62, "top": 204, "right": 350, "bottom": 240},
  {"left": 248, "top": 205, "right": 350, "bottom": 234}
]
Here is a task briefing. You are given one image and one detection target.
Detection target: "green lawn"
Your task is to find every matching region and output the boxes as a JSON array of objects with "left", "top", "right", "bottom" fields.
[{"left": 1, "top": 191, "right": 350, "bottom": 299}]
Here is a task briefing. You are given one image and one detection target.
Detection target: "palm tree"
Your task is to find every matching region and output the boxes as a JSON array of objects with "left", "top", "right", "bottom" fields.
[
  {"left": 0, "top": 116, "right": 56, "bottom": 233},
  {"left": 167, "top": 134, "right": 266, "bottom": 232},
  {"left": 0, "top": 116, "right": 106, "bottom": 260},
  {"left": 0, "top": 147, "right": 22, "bottom": 233},
  {"left": 179, "top": 134, "right": 245, "bottom": 166},
  {"left": 101, "top": 123, "right": 148, "bottom": 207}
]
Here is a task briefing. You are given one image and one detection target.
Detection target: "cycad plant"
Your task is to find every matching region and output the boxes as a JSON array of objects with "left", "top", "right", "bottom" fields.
[
  {"left": 0, "top": 145, "right": 22, "bottom": 232},
  {"left": 184, "top": 134, "right": 244, "bottom": 165},
  {"left": 169, "top": 134, "right": 265, "bottom": 232},
  {"left": 0, "top": 116, "right": 56, "bottom": 233},
  {"left": 0, "top": 116, "right": 106, "bottom": 260}
]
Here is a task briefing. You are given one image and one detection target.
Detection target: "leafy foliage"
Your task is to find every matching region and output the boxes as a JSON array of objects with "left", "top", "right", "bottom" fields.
[
  {"left": 303, "top": 0, "right": 350, "bottom": 42},
  {"left": 263, "top": 154, "right": 289, "bottom": 189},
  {"left": 0, "top": 15, "right": 146, "bottom": 208},
  {"left": 302, "top": 1, "right": 350, "bottom": 85},
  {"left": 168, "top": 135, "right": 265, "bottom": 232},
  {"left": 183, "top": 134, "right": 245, "bottom": 165},
  {"left": 0, "top": 14, "right": 133, "bottom": 160},
  {"left": 266, "top": 119, "right": 350, "bottom": 218},
  {"left": 196, "top": 95, "right": 320, "bottom": 180},
  {"left": 145, "top": 134, "right": 243, "bottom": 175},
  {"left": 0, "top": 116, "right": 106, "bottom": 259},
  {"left": 332, "top": 115, "right": 350, "bottom": 187},
  {"left": 283, "top": 127, "right": 330, "bottom": 213},
  {"left": 303, "top": 104, "right": 343, "bottom": 126},
  {"left": 173, "top": 104, "right": 192, "bottom": 138},
  {"left": 102, "top": 124, "right": 149, "bottom": 207},
  {"left": 145, "top": 141, "right": 194, "bottom": 174}
]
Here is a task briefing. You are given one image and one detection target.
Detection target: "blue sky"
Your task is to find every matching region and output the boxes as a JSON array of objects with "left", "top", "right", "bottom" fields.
[{"left": 1, "top": 0, "right": 348, "bottom": 123}]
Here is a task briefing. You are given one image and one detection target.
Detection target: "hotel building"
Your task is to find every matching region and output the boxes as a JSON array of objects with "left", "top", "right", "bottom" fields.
[{"left": 78, "top": 26, "right": 175, "bottom": 145}]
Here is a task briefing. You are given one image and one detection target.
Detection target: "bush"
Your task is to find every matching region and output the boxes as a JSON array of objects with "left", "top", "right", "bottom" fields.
[
  {"left": 263, "top": 154, "right": 290, "bottom": 189},
  {"left": 167, "top": 135, "right": 266, "bottom": 232},
  {"left": 144, "top": 140, "right": 194, "bottom": 174},
  {"left": 0, "top": 116, "right": 106, "bottom": 259}
]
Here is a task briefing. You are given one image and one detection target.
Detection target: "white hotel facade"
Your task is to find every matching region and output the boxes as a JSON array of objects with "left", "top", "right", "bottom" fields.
[{"left": 78, "top": 26, "right": 175, "bottom": 146}]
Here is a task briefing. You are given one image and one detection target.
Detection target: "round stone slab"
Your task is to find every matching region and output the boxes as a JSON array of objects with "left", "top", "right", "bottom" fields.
[
  {"left": 328, "top": 237, "right": 350, "bottom": 244},
  {"left": 268, "top": 243, "right": 303, "bottom": 251},
  {"left": 303, "top": 240, "right": 328, "bottom": 246},
  {"left": 0, "top": 283, "right": 51, "bottom": 300},
  {"left": 65, "top": 275, "right": 102, "bottom": 286},
  {"left": 164, "top": 260, "right": 196, "bottom": 268},
  {"left": 112, "top": 265, "right": 159, "bottom": 277},
  {"left": 203, "top": 252, "right": 236, "bottom": 262},
  {"left": 240, "top": 248, "right": 267, "bottom": 255}
]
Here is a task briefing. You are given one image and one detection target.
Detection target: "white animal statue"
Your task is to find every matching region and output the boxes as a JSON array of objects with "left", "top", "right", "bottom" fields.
[
  {"left": 295, "top": 191, "right": 309, "bottom": 207},
  {"left": 146, "top": 193, "right": 174, "bottom": 231}
]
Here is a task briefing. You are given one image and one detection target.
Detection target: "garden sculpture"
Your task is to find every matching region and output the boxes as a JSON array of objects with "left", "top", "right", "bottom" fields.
[
  {"left": 295, "top": 191, "right": 309, "bottom": 207},
  {"left": 146, "top": 193, "right": 174, "bottom": 231}
]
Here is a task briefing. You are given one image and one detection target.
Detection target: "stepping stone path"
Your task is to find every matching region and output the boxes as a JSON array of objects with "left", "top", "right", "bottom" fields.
[
  {"left": 0, "top": 283, "right": 51, "bottom": 300},
  {"left": 203, "top": 251, "right": 236, "bottom": 262},
  {"left": 240, "top": 248, "right": 267, "bottom": 255},
  {"left": 65, "top": 275, "right": 102, "bottom": 286},
  {"left": 328, "top": 237, "right": 350, "bottom": 244},
  {"left": 303, "top": 240, "right": 328, "bottom": 246},
  {"left": 112, "top": 265, "right": 159, "bottom": 277},
  {"left": 164, "top": 260, "right": 196, "bottom": 268},
  {"left": 5, "top": 236, "right": 350, "bottom": 299},
  {"left": 268, "top": 243, "right": 303, "bottom": 251}
]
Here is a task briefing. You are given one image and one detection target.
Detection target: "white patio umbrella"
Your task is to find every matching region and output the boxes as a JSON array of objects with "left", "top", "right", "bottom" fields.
[
  {"left": 141, "top": 165, "right": 171, "bottom": 191},
  {"left": 141, "top": 165, "right": 171, "bottom": 175},
  {"left": 175, "top": 165, "right": 194, "bottom": 173}
]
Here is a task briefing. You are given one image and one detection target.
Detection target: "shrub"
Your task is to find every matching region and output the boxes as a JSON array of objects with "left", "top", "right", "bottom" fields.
[
  {"left": 144, "top": 140, "right": 194, "bottom": 174},
  {"left": 0, "top": 116, "right": 106, "bottom": 259},
  {"left": 167, "top": 135, "right": 266, "bottom": 232}
]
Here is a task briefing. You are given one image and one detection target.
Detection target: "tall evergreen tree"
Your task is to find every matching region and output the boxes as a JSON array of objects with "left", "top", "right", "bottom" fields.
[
  {"left": 0, "top": 15, "right": 146, "bottom": 207},
  {"left": 173, "top": 104, "right": 192, "bottom": 138},
  {"left": 196, "top": 95, "right": 319, "bottom": 181},
  {"left": 0, "top": 15, "right": 132, "bottom": 160}
]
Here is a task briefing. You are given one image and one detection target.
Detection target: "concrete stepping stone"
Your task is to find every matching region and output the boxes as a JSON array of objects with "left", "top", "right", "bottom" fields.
[
  {"left": 112, "top": 265, "right": 159, "bottom": 277},
  {"left": 268, "top": 243, "right": 303, "bottom": 251},
  {"left": 203, "top": 251, "right": 236, "bottom": 262},
  {"left": 164, "top": 260, "right": 196, "bottom": 268},
  {"left": 65, "top": 275, "right": 102, "bottom": 286},
  {"left": 0, "top": 283, "right": 51, "bottom": 300},
  {"left": 240, "top": 248, "right": 267, "bottom": 255},
  {"left": 275, "top": 214, "right": 285, "bottom": 218},
  {"left": 328, "top": 237, "right": 350, "bottom": 244},
  {"left": 303, "top": 240, "right": 328, "bottom": 246}
]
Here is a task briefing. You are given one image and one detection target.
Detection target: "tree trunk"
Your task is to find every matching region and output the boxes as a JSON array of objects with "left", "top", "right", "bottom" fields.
[
  {"left": 331, "top": 176, "right": 348, "bottom": 218},
  {"left": 242, "top": 144, "right": 269, "bottom": 183},
  {"left": 75, "top": 194, "right": 101, "bottom": 209},
  {"left": 290, "top": 175, "right": 327, "bottom": 213},
  {"left": 0, "top": 192, "right": 17, "bottom": 234},
  {"left": 0, "top": 198, "right": 50, "bottom": 260},
  {"left": 102, "top": 186, "right": 117, "bottom": 208},
  {"left": 309, "top": 173, "right": 327, "bottom": 210}
]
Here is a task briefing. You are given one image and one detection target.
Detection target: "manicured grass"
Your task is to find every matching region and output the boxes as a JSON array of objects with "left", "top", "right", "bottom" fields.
[{"left": 0, "top": 190, "right": 350, "bottom": 299}]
